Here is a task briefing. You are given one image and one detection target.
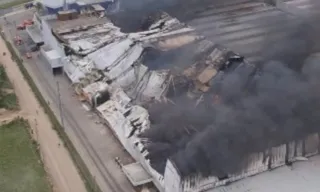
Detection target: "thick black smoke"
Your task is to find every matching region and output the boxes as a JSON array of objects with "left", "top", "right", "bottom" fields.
[
  {"left": 107, "top": 0, "right": 320, "bottom": 179},
  {"left": 135, "top": 1, "right": 320, "bottom": 179},
  {"left": 140, "top": 56, "right": 320, "bottom": 178}
]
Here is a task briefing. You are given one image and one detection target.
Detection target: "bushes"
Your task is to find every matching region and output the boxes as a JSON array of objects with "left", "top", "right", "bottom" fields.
[
  {"left": 0, "top": 93, "right": 18, "bottom": 110},
  {"left": 0, "top": 65, "right": 12, "bottom": 88}
]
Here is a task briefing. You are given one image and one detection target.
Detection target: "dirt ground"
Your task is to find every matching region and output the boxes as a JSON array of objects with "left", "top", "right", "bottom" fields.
[{"left": 0, "top": 37, "right": 86, "bottom": 192}]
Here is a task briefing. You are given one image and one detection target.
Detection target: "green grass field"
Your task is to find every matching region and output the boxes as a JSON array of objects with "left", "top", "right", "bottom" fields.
[
  {"left": 0, "top": 118, "right": 52, "bottom": 192},
  {"left": 0, "top": 93, "right": 18, "bottom": 109}
]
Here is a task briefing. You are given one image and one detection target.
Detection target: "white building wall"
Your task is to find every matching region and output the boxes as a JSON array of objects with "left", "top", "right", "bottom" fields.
[
  {"left": 36, "top": 0, "right": 77, "bottom": 9},
  {"left": 48, "top": 56, "right": 62, "bottom": 68},
  {"left": 270, "top": 144, "right": 286, "bottom": 169},
  {"left": 41, "top": 19, "right": 65, "bottom": 57},
  {"left": 164, "top": 160, "right": 183, "bottom": 192},
  {"left": 288, "top": 141, "right": 297, "bottom": 161},
  {"left": 33, "top": 13, "right": 42, "bottom": 30},
  {"left": 305, "top": 133, "right": 319, "bottom": 156},
  {"left": 164, "top": 134, "right": 320, "bottom": 192},
  {"left": 40, "top": 48, "right": 62, "bottom": 68}
]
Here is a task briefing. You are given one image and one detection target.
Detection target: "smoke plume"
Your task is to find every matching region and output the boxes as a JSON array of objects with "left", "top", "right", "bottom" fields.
[
  {"left": 134, "top": 0, "right": 320, "bottom": 179},
  {"left": 103, "top": 0, "right": 320, "bottom": 179},
  {"left": 141, "top": 56, "right": 320, "bottom": 178}
]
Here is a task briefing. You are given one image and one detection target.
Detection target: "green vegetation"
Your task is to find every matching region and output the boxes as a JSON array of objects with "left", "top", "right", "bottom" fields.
[
  {"left": 0, "top": 65, "right": 19, "bottom": 110},
  {"left": 1, "top": 30, "right": 101, "bottom": 192},
  {"left": 0, "top": 92, "right": 18, "bottom": 109},
  {"left": 0, "top": 118, "right": 51, "bottom": 192},
  {"left": 0, "top": 65, "right": 11, "bottom": 89},
  {"left": 0, "top": 0, "right": 31, "bottom": 9}
]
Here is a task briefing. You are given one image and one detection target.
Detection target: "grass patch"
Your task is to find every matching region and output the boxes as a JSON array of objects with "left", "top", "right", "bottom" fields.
[
  {"left": 0, "top": 118, "right": 52, "bottom": 192},
  {"left": 0, "top": 92, "right": 18, "bottom": 110},
  {"left": 0, "top": 65, "right": 18, "bottom": 110},
  {"left": 0, "top": 0, "right": 31, "bottom": 9},
  {"left": 0, "top": 65, "right": 12, "bottom": 89},
  {"left": 1, "top": 29, "right": 101, "bottom": 192}
]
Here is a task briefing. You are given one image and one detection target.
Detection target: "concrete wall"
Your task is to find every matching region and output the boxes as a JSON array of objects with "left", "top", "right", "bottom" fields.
[
  {"left": 41, "top": 19, "right": 65, "bottom": 57},
  {"left": 40, "top": 46, "right": 63, "bottom": 68}
]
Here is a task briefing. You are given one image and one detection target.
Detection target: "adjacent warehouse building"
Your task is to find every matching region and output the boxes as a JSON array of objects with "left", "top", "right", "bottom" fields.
[
  {"left": 29, "top": 0, "right": 112, "bottom": 73},
  {"left": 35, "top": 0, "right": 113, "bottom": 14}
]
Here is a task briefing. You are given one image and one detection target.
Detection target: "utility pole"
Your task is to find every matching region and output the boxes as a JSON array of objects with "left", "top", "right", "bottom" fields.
[
  {"left": 63, "top": 0, "right": 68, "bottom": 11},
  {"left": 94, "top": 176, "right": 97, "bottom": 192},
  {"left": 56, "top": 81, "right": 65, "bottom": 129}
]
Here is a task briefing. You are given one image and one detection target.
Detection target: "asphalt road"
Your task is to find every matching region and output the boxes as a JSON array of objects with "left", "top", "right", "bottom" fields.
[
  {"left": 2, "top": 10, "right": 137, "bottom": 192},
  {"left": 0, "top": 8, "right": 12, "bottom": 16}
]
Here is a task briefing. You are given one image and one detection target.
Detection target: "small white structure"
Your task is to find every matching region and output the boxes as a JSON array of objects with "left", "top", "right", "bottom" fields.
[
  {"left": 41, "top": 45, "right": 63, "bottom": 73},
  {"left": 26, "top": 25, "right": 44, "bottom": 45}
]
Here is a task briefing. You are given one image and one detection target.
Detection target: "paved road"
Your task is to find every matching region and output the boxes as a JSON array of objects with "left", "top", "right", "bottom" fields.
[
  {"left": 0, "top": 8, "right": 12, "bottom": 16},
  {"left": 0, "top": 0, "right": 28, "bottom": 17},
  {"left": 2, "top": 10, "right": 137, "bottom": 192}
]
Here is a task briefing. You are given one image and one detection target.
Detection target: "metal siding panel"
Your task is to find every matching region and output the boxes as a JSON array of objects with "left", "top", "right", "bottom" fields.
[
  {"left": 304, "top": 133, "right": 319, "bottom": 157},
  {"left": 270, "top": 144, "right": 286, "bottom": 169},
  {"left": 164, "top": 160, "right": 183, "bottom": 192},
  {"left": 296, "top": 140, "right": 304, "bottom": 157},
  {"left": 246, "top": 152, "right": 267, "bottom": 174},
  {"left": 288, "top": 141, "right": 296, "bottom": 161}
]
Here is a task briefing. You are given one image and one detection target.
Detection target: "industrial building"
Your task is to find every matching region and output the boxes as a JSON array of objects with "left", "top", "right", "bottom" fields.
[
  {"left": 34, "top": 0, "right": 112, "bottom": 14},
  {"left": 26, "top": 0, "right": 320, "bottom": 192}
]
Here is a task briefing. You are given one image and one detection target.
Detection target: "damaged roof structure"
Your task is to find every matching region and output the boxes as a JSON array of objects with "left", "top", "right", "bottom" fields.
[
  {"left": 38, "top": 0, "right": 320, "bottom": 191},
  {"left": 56, "top": 10, "right": 253, "bottom": 191},
  {"left": 168, "top": 0, "right": 313, "bottom": 65}
]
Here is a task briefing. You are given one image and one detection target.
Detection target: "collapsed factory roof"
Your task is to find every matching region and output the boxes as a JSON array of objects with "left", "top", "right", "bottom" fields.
[
  {"left": 47, "top": 15, "right": 115, "bottom": 55},
  {"left": 60, "top": 12, "right": 237, "bottom": 104},
  {"left": 48, "top": 2, "right": 320, "bottom": 191},
  {"left": 57, "top": 6, "right": 256, "bottom": 182},
  {"left": 54, "top": 4, "right": 263, "bottom": 182}
]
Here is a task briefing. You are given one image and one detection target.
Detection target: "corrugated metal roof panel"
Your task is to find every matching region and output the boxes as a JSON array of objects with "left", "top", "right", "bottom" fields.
[
  {"left": 87, "top": 38, "right": 134, "bottom": 70},
  {"left": 63, "top": 58, "right": 86, "bottom": 82},
  {"left": 138, "top": 70, "right": 170, "bottom": 101},
  {"left": 171, "top": 1, "right": 303, "bottom": 64},
  {"left": 105, "top": 44, "right": 144, "bottom": 80}
]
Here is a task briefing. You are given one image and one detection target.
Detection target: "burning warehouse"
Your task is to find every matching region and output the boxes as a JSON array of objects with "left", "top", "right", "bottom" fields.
[{"left": 35, "top": 0, "right": 320, "bottom": 191}]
